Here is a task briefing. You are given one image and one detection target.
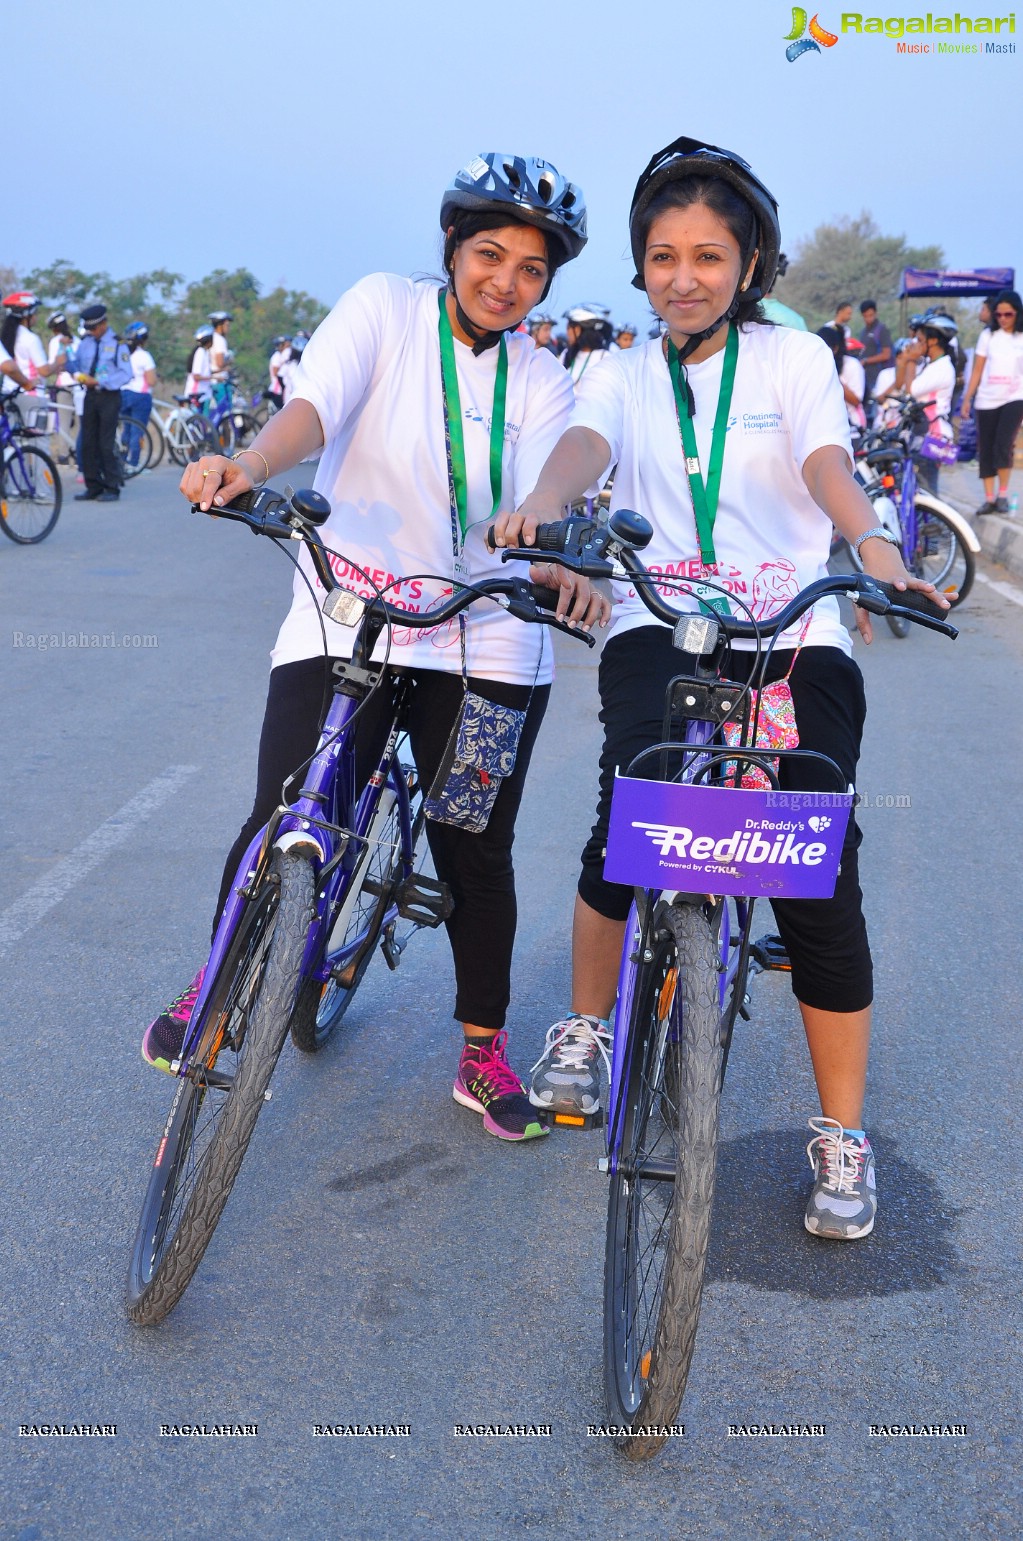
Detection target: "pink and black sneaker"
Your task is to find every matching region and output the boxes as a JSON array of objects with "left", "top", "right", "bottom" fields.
[
  {"left": 141, "top": 967, "right": 205, "bottom": 1074},
  {"left": 453, "top": 1030, "right": 548, "bottom": 1142}
]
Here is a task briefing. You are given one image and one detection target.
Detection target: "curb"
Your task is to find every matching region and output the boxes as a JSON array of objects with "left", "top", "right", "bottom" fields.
[{"left": 935, "top": 465, "right": 1023, "bottom": 585}]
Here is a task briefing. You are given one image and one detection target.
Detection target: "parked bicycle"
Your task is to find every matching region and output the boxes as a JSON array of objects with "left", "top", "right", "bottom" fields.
[
  {"left": 126, "top": 485, "right": 587, "bottom": 1326},
  {"left": 496, "top": 509, "right": 958, "bottom": 1460},
  {"left": 841, "top": 395, "right": 978, "bottom": 636},
  {"left": 0, "top": 390, "right": 63, "bottom": 543}
]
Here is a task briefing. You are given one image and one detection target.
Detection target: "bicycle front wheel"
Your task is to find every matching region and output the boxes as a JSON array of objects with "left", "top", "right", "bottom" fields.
[
  {"left": 290, "top": 765, "right": 425, "bottom": 1053},
  {"left": 1, "top": 447, "right": 62, "bottom": 543},
  {"left": 126, "top": 848, "right": 314, "bottom": 1325},
  {"left": 604, "top": 901, "right": 722, "bottom": 1461},
  {"left": 911, "top": 497, "right": 975, "bottom": 606}
]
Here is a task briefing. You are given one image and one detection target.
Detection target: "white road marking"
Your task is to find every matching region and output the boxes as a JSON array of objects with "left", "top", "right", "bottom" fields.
[
  {"left": 0, "top": 765, "right": 198, "bottom": 953},
  {"left": 975, "top": 570, "right": 1023, "bottom": 608}
]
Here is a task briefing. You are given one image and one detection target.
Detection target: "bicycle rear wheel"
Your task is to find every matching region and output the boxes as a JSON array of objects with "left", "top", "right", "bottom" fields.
[
  {"left": 289, "top": 761, "right": 425, "bottom": 1053},
  {"left": 1, "top": 447, "right": 62, "bottom": 543},
  {"left": 126, "top": 848, "right": 313, "bottom": 1325},
  {"left": 115, "top": 415, "right": 152, "bottom": 478},
  {"left": 604, "top": 901, "right": 722, "bottom": 1461}
]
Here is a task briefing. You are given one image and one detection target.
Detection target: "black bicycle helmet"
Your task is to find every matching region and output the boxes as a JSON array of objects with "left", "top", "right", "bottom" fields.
[
  {"left": 440, "top": 153, "right": 587, "bottom": 264},
  {"left": 628, "top": 135, "right": 781, "bottom": 297}
]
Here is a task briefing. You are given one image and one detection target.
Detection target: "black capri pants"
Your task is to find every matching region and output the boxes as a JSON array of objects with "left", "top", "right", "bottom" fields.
[
  {"left": 578, "top": 627, "right": 873, "bottom": 1013},
  {"left": 215, "top": 658, "right": 550, "bottom": 1031},
  {"left": 976, "top": 400, "right": 1023, "bottom": 479}
]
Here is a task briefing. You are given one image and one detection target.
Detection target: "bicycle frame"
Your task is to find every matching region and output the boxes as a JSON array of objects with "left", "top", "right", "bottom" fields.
[
  {"left": 178, "top": 671, "right": 417, "bottom": 1071},
  {"left": 0, "top": 404, "right": 47, "bottom": 492}
]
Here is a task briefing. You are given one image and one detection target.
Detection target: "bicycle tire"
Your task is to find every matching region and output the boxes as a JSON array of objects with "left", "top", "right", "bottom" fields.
[
  {"left": 912, "top": 497, "right": 975, "bottom": 606},
  {"left": 604, "top": 901, "right": 722, "bottom": 1461},
  {"left": 115, "top": 415, "right": 152, "bottom": 478},
  {"left": 126, "top": 848, "right": 314, "bottom": 1325},
  {"left": 290, "top": 764, "right": 425, "bottom": 1053},
  {"left": 146, "top": 415, "right": 166, "bottom": 469},
  {"left": 886, "top": 612, "right": 911, "bottom": 639},
  {"left": 227, "top": 412, "right": 261, "bottom": 453},
  {"left": 0, "top": 446, "right": 62, "bottom": 544}
]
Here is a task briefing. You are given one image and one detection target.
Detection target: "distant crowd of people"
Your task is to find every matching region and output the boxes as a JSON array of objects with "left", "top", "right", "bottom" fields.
[
  {"left": 529, "top": 281, "right": 1023, "bottom": 510},
  {"left": 0, "top": 292, "right": 314, "bottom": 498}
]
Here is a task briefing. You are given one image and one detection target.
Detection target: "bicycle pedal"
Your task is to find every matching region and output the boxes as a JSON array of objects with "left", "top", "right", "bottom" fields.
[
  {"left": 750, "top": 933, "right": 792, "bottom": 972},
  {"left": 550, "top": 1109, "right": 605, "bottom": 1131},
  {"left": 394, "top": 874, "right": 454, "bottom": 927}
]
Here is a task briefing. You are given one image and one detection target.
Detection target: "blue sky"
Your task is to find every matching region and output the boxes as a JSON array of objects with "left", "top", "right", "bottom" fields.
[{"left": 17, "top": 0, "right": 1020, "bottom": 324}]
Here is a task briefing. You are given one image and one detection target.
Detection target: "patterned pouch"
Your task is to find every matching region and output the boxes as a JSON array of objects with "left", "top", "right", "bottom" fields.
[
  {"left": 425, "top": 690, "right": 526, "bottom": 833},
  {"left": 721, "top": 678, "right": 799, "bottom": 791}
]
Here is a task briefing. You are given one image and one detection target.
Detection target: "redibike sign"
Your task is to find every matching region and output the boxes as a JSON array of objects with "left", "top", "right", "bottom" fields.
[{"left": 604, "top": 777, "right": 855, "bottom": 899}]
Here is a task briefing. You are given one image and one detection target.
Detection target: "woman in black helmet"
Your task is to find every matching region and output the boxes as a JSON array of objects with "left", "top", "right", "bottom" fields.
[
  {"left": 501, "top": 135, "right": 951, "bottom": 1235},
  {"left": 144, "top": 153, "right": 597, "bottom": 1144}
]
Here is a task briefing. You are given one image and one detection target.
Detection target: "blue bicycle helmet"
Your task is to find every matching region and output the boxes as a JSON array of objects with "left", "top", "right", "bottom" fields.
[{"left": 440, "top": 153, "right": 587, "bottom": 264}]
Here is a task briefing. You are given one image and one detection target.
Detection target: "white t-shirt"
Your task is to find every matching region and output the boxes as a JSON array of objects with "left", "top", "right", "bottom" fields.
[
  {"left": 275, "top": 273, "right": 574, "bottom": 682},
  {"left": 269, "top": 348, "right": 287, "bottom": 391},
  {"left": 277, "top": 356, "right": 300, "bottom": 404},
  {"left": 564, "top": 348, "right": 614, "bottom": 385},
  {"left": 185, "top": 347, "right": 213, "bottom": 397},
  {"left": 211, "top": 332, "right": 230, "bottom": 381},
  {"left": 15, "top": 326, "right": 47, "bottom": 383},
  {"left": 910, "top": 354, "right": 955, "bottom": 432},
  {"left": 126, "top": 347, "right": 156, "bottom": 394},
  {"left": 840, "top": 355, "right": 866, "bottom": 429},
  {"left": 569, "top": 324, "right": 853, "bottom": 655},
  {"left": 974, "top": 327, "right": 1023, "bottom": 409},
  {"left": 47, "top": 333, "right": 73, "bottom": 385}
]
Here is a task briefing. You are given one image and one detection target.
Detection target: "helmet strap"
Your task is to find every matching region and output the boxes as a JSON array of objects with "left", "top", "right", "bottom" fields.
[{"left": 447, "top": 279, "right": 505, "bottom": 356}]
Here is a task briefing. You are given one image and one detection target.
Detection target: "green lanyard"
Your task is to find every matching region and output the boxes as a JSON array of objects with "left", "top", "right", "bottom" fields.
[
  {"left": 666, "top": 322, "right": 739, "bottom": 571},
  {"left": 437, "top": 289, "right": 508, "bottom": 546}
]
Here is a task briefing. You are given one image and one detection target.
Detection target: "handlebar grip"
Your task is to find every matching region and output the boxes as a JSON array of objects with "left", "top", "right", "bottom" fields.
[
  {"left": 871, "top": 580, "right": 949, "bottom": 623},
  {"left": 528, "top": 582, "right": 561, "bottom": 613},
  {"left": 485, "top": 519, "right": 578, "bottom": 554}
]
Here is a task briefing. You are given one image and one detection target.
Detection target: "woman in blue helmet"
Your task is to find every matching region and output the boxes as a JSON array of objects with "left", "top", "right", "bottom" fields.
[
  {"left": 143, "top": 152, "right": 599, "bottom": 1144},
  {"left": 501, "top": 135, "right": 951, "bottom": 1236}
]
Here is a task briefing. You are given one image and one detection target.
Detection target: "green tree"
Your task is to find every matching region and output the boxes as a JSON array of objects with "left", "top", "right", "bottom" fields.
[
  {"left": 22, "top": 259, "right": 112, "bottom": 313},
  {"left": 775, "top": 214, "right": 942, "bottom": 337}
]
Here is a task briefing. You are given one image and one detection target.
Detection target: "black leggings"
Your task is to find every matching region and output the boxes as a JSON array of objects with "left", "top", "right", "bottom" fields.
[
  {"left": 976, "top": 401, "right": 1023, "bottom": 479},
  {"left": 216, "top": 659, "right": 550, "bottom": 1030},
  {"left": 578, "top": 628, "right": 873, "bottom": 1014}
]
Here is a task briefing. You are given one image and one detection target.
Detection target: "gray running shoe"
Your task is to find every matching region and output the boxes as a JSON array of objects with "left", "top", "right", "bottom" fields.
[
  {"left": 804, "top": 1117, "right": 877, "bottom": 1240},
  {"left": 529, "top": 1014, "right": 611, "bottom": 1115}
]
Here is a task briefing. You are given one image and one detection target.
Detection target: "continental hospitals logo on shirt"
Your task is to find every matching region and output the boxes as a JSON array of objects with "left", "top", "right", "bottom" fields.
[{"left": 785, "top": 8, "right": 1016, "bottom": 56}]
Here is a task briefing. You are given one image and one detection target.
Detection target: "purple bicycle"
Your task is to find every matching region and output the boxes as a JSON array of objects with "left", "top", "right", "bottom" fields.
[
  {"left": 497, "top": 511, "right": 958, "bottom": 1459},
  {"left": 126, "top": 486, "right": 587, "bottom": 1326}
]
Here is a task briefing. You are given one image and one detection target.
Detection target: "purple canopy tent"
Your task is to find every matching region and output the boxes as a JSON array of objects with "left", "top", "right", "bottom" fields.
[{"left": 899, "top": 267, "right": 1015, "bottom": 329}]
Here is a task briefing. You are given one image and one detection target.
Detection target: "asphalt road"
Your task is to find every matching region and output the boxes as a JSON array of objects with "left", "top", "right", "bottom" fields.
[{"left": 1, "top": 464, "right": 1020, "bottom": 1541}]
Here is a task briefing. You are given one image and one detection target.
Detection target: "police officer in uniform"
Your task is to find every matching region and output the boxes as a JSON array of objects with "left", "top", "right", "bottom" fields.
[{"left": 67, "top": 303, "right": 134, "bottom": 501}]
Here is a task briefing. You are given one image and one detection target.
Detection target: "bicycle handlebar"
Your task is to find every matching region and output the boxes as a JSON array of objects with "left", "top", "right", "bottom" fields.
[
  {"left": 487, "top": 510, "right": 959, "bottom": 641},
  {"left": 192, "top": 486, "right": 597, "bottom": 647}
]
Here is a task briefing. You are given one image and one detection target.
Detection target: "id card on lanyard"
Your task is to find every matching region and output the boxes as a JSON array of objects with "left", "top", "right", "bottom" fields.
[
  {"left": 666, "top": 322, "right": 739, "bottom": 617},
  {"left": 437, "top": 288, "right": 507, "bottom": 583}
]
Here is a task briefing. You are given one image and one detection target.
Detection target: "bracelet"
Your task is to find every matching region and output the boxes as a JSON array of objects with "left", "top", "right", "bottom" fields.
[
  {"left": 232, "top": 448, "right": 270, "bottom": 486},
  {"left": 853, "top": 525, "right": 900, "bottom": 554}
]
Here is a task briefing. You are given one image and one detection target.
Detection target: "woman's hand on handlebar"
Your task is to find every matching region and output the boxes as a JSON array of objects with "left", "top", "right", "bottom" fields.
[
  {"left": 855, "top": 540, "right": 953, "bottom": 644},
  {"left": 180, "top": 454, "right": 252, "bottom": 513},
  {"left": 529, "top": 561, "right": 612, "bottom": 632},
  {"left": 492, "top": 492, "right": 564, "bottom": 550}
]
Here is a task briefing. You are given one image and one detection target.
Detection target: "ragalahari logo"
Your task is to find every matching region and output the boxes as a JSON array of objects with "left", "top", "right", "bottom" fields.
[{"left": 784, "top": 7, "right": 839, "bottom": 58}]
